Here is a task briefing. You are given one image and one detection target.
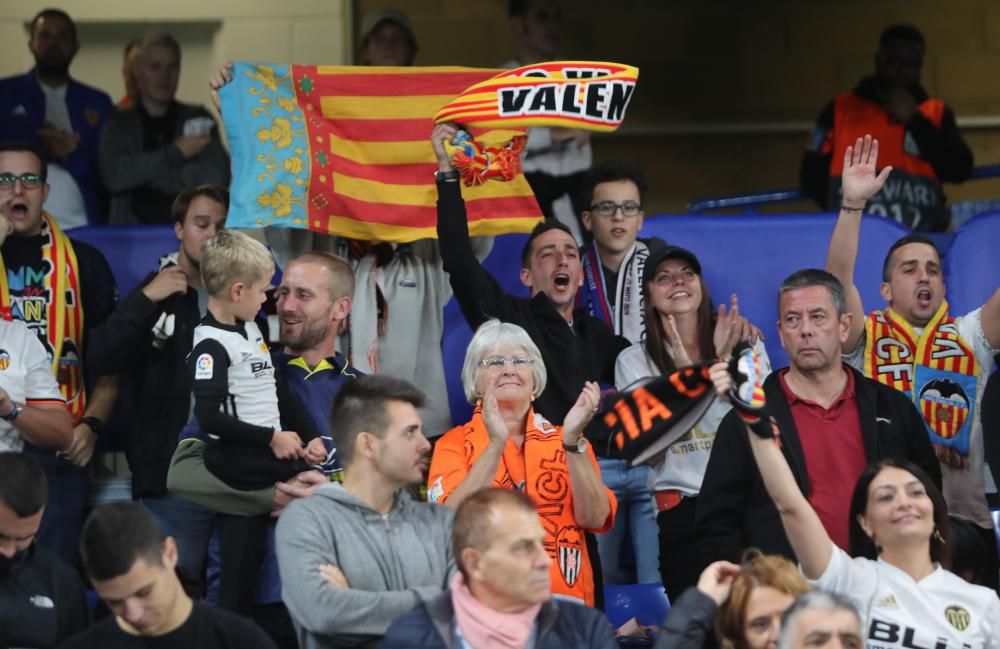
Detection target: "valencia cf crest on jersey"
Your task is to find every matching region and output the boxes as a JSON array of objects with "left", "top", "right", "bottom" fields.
[
  {"left": 944, "top": 605, "right": 970, "bottom": 631},
  {"left": 0, "top": 349, "right": 10, "bottom": 371},
  {"left": 556, "top": 527, "right": 582, "bottom": 588}
]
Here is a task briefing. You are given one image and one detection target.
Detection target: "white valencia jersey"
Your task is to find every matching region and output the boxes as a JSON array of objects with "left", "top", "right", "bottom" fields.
[
  {"left": 813, "top": 544, "right": 1000, "bottom": 649},
  {"left": 0, "top": 319, "right": 65, "bottom": 452},
  {"left": 190, "top": 317, "right": 280, "bottom": 433}
]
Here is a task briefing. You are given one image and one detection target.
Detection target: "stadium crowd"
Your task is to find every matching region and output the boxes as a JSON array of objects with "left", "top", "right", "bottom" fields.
[{"left": 0, "top": 3, "right": 998, "bottom": 649}]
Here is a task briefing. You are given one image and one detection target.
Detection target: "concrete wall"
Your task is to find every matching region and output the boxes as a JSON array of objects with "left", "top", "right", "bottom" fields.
[
  {"left": 0, "top": 1, "right": 353, "bottom": 112},
  {"left": 3, "top": 0, "right": 998, "bottom": 215},
  {"left": 362, "top": 0, "right": 1000, "bottom": 214}
]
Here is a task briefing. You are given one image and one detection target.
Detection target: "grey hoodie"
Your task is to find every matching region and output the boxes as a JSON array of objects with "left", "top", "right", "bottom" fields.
[{"left": 275, "top": 482, "right": 454, "bottom": 649}]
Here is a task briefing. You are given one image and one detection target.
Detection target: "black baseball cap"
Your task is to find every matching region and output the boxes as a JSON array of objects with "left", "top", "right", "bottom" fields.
[{"left": 642, "top": 245, "right": 703, "bottom": 286}]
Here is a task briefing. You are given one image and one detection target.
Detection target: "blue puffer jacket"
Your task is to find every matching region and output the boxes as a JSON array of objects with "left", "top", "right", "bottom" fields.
[{"left": 380, "top": 591, "right": 618, "bottom": 649}]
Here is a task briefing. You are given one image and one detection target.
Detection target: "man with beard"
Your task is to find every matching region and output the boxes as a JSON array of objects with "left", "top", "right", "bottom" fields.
[
  {"left": 88, "top": 184, "right": 228, "bottom": 593},
  {"left": 166, "top": 251, "right": 358, "bottom": 648},
  {"left": 800, "top": 24, "right": 972, "bottom": 232},
  {"left": 826, "top": 134, "right": 1000, "bottom": 590},
  {"left": 0, "top": 451, "right": 89, "bottom": 648},
  {"left": 0, "top": 9, "right": 113, "bottom": 227}
]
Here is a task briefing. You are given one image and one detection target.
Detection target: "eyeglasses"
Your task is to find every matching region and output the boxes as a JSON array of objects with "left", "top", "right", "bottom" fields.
[
  {"left": 479, "top": 355, "right": 535, "bottom": 371},
  {"left": 652, "top": 269, "right": 697, "bottom": 284},
  {"left": 589, "top": 201, "right": 642, "bottom": 218},
  {"left": 0, "top": 173, "right": 43, "bottom": 190}
]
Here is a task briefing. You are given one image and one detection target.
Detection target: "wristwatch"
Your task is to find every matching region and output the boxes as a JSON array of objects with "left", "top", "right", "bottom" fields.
[
  {"left": 1, "top": 404, "right": 20, "bottom": 423},
  {"left": 434, "top": 169, "right": 459, "bottom": 183},
  {"left": 80, "top": 416, "right": 104, "bottom": 436},
  {"left": 563, "top": 437, "right": 587, "bottom": 454}
]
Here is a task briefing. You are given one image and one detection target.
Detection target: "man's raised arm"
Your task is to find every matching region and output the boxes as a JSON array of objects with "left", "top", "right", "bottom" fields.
[{"left": 825, "top": 135, "right": 892, "bottom": 352}]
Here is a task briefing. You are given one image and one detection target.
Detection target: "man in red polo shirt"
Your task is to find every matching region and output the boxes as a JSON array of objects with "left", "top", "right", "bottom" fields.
[{"left": 696, "top": 269, "right": 941, "bottom": 564}]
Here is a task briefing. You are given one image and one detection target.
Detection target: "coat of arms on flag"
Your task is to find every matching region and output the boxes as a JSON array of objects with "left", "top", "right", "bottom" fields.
[{"left": 219, "top": 60, "right": 638, "bottom": 243}]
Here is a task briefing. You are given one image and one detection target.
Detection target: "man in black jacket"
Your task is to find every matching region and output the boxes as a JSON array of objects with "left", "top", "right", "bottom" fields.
[
  {"left": 0, "top": 451, "right": 89, "bottom": 648},
  {"left": 87, "top": 184, "right": 227, "bottom": 593},
  {"left": 432, "top": 123, "right": 627, "bottom": 427},
  {"left": 696, "top": 269, "right": 940, "bottom": 565}
]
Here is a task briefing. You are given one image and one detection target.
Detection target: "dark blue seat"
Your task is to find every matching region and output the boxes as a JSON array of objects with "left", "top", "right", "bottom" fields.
[
  {"left": 604, "top": 582, "right": 671, "bottom": 629},
  {"left": 943, "top": 211, "right": 1000, "bottom": 315},
  {"left": 69, "top": 224, "right": 177, "bottom": 297},
  {"left": 638, "top": 213, "right": 910, "bottom": 369}
]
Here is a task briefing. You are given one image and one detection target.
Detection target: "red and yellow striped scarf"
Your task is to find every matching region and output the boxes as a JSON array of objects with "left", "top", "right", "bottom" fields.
[
  {"left": 0, "top": 213, "right": 86, "bottom": 418},
  {"left": 864, "top": 301, "right": 979, "bottom": 462}
]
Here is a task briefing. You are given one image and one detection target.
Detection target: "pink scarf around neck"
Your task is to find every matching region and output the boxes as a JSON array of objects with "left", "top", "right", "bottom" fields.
[{"left": 450, "top": 572, "right": 541, "bottom": 649}]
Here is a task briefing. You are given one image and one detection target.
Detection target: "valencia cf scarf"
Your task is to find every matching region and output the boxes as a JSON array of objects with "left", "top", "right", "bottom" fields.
[
  {"left": 0, "top": 213, "right": 86, "bottom": 418},
  {"left": 864, "top": 302, "right": 978, "bottom": 463},
  {"left": 432, "top": 406, "right": 601, "bottom": 606},
  {"left": 598, "top": 344, "right": 774, "bottom": 465},
  {"left": 578, "top": 241, "right": 649, "bottom": 343}
]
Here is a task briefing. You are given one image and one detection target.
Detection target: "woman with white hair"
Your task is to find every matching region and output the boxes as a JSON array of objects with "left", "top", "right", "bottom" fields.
[{"left": 427, "top": 319, "right": 616, "bottom": 608}]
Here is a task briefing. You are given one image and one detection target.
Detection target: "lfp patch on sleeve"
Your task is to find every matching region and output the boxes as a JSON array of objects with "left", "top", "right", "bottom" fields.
[{"left": 195, "top": 353, "right": 214, "bottom": 380}]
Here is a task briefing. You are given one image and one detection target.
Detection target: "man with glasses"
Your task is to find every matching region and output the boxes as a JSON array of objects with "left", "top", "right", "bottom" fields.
[
  {"left": 578, "top": 161, "right": 664, "bottom": 345},
  {"left": 0, "top": 9, "right": 113, "bottom": 227},
  {"left": 575, "top": 162, "right": 666, "bottom": 587},
  {"left": 0, "top": 141, "right": 118, "bottom": 567},
  {"left": 0, "top": 451, "right": 90, "bottom": 648}
]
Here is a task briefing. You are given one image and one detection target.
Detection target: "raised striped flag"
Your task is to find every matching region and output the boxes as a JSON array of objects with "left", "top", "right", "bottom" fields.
[{"left": 220, "top": 62, "right": 543, "bottom": 242}]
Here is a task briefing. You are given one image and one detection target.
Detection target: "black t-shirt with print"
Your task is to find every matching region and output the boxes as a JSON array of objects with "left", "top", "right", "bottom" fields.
[{"left": 1, "top": 233, "right": 117, "bottom": 364}]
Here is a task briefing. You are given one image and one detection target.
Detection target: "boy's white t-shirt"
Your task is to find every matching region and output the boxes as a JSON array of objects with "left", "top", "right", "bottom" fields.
[
  {"left": 812, "top": 544, "right": 1000, "bottom": 649},
  {"left": 191, "top": 319, "right": 280, "bottom": 433}
]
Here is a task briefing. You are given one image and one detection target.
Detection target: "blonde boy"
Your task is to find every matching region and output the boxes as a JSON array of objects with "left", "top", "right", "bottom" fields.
[{"left": 188, "top": 229, "right": 322, "bottom": 614}]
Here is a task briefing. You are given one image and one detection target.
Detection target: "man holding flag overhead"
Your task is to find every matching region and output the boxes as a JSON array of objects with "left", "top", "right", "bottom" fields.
[{"left": 432, "top": 60, "right": 639, "bottom": 425}]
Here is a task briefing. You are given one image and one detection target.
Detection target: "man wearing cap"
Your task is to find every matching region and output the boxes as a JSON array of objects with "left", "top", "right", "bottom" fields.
[{"left": 696, "top": 268, "right": 940, "bottom": 565}]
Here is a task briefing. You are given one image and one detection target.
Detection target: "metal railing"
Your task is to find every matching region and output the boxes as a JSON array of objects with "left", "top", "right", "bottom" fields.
[{"left": 687, "top": 163, "right": 1000, "bottom": 214}]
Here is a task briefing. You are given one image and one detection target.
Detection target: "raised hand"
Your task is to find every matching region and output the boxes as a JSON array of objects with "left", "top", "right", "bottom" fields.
[
  {"left": 713, "top": 294, "right": 742, "bottom": 359},
  {"left": 664, "top": 314, "right": 693, "bottom": 366},
  {"left": 481, "top": 384, "right": 511, "bottom": 446},
  {"left": 841, "top": 135, "right": 892, "bottom": 208},
  {"left": 430, "top": 122, "right": 458, "bottom": 172},
  {"left": 563, "top": 381, "right": 600, "bottom": 444},
  {"left": 209, "top": 62, "right": 234, "bottom": 113}
]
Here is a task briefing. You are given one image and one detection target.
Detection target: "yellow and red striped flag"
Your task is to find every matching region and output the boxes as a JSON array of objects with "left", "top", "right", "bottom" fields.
[{"left": 220, "top": 62, "right": 543, "bottom": 242}]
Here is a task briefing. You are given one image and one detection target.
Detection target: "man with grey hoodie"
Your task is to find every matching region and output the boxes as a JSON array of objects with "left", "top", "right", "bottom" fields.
[{"left": 275, "top": 375, "right": 454, "bottom": 649}]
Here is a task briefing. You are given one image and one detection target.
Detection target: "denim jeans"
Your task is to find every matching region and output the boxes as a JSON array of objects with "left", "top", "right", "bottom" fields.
[
  {"left": 139, "top": 493, "right": 215, "bottom": 596},
  {"left": 595, "top": 458, "right": 661, "bottom": 584}
]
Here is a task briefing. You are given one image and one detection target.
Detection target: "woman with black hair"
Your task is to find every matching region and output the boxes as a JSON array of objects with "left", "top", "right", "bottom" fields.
[{"left": 707, "top": 360, "right": 1000, "bottom": 648}]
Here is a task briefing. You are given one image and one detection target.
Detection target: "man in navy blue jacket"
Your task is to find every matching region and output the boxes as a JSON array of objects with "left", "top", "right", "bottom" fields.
[
  {"left": 382, "top": 488, "right": 617, "bottom": 649},
  {"left": 0, "top": 9, "right": 112, "bottom": 225}
]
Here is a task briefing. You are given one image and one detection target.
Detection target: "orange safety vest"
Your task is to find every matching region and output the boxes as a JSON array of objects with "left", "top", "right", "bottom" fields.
[
  {"left": 427, "top": 406, "right": 617, "bottom": 607},
  {"left": 827, "top": 92, "right": 947, "bottom": 230}
]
